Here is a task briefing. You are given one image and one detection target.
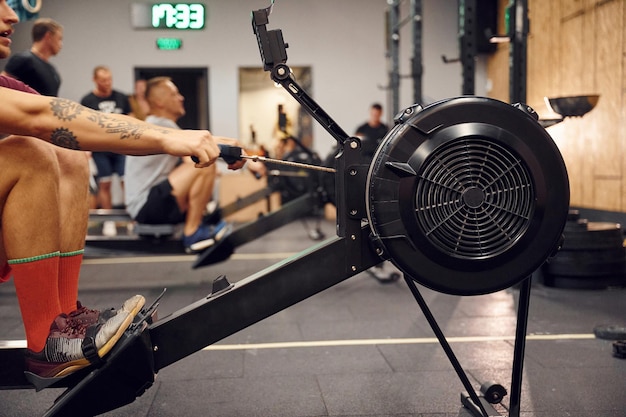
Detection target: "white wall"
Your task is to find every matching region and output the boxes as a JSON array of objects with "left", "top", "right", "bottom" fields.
[{"left": 2, "top": 0, "right": 479, "bottom": 158}]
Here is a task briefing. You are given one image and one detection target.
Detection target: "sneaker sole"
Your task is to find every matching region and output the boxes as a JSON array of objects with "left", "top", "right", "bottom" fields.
[
  {"left": 50, "top": 295, "right": 146, "bottom": 378},
  {"left": 188, "top": 238, "right": 215, "bottom": 253},
  {"left": 187, "top": 223, "right": 232, "bottom": 253}
]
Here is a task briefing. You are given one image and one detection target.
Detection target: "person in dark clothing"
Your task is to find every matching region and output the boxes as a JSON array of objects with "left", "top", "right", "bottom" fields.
[
  {"left": 354, "top": 102, "right": 389, "bottom": 159},
  {"left": 1, "top": 17, "right": 63, "bottom": 96}
]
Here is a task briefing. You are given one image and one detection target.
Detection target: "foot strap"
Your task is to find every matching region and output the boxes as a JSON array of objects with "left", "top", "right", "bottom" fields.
[{"left": 81, "top": 324, "right": 105, "bottom": 366}]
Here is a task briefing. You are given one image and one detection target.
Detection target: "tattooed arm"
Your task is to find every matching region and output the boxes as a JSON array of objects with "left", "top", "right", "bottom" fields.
[{"left": 0, "top": 87, "right": 222, "bottom": 167}]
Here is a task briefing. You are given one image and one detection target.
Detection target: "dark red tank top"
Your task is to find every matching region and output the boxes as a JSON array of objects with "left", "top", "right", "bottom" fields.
[{"left": 0, "top": 74, "right": 39, "bottom": 95}]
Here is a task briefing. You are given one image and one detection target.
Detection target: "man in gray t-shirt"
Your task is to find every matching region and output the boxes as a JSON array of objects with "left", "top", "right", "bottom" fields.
[{"left": 125, "top": 76, "right": 234, "bottom": 253}]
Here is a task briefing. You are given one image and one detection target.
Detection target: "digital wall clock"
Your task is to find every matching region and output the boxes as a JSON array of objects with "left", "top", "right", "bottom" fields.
[{"left": 131, "top": 3, "right": 206, "bottom": 30}]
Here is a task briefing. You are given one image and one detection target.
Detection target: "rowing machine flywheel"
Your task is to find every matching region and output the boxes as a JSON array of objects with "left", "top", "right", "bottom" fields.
[{"left": 366, "top": 97, "right": 569, "bottom": 295}]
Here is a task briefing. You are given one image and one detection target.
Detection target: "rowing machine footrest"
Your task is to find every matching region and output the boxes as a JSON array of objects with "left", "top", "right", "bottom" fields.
[
  {"left": 43, "top": 325, "right": 155, "bottom": 417},
  {"left": 460, "top": 391, "right": 503, "bottom": 416}
]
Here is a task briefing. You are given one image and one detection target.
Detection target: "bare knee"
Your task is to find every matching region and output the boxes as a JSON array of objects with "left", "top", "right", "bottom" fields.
[
  {"left": 54, "top": 148, "right": 90, "bottom": 184},
  {"left": 0, "top": 136, "right": 59, "bottom": 179},
  {"left": 0, "top": 137, "right": 61, "bottom": 253}
]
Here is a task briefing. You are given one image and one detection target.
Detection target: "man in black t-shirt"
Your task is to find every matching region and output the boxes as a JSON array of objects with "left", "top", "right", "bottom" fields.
[
  {"left": 354, "top": 103, "right": 389, "bottom": 160},
  {"left": 80, "top": 66, "right": 131, "bottom": 233},
  {"left": 1, "top": 18, "right": 63, "bottom": 96}
]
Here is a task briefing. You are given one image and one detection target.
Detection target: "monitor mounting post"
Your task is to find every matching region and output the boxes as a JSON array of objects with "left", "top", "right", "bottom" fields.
[
  {"left": 251, "top": 5, "right": 350, "bottom": 147},
  {"left": 251, "top": 4, "right": 367, "bottom": 241}
]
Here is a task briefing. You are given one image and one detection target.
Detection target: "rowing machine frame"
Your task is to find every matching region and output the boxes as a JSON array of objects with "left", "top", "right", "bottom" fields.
[{"left": 0, "top": 4, "right": 555, "bottom": 417}]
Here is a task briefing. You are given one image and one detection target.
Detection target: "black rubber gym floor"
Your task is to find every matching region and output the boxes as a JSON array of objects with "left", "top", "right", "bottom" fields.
[{"left": 0, "top": 219, "right": 625, "bottom": 416}]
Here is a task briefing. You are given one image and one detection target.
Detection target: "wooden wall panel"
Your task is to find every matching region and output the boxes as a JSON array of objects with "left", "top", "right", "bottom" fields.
[
  {"left": 593, "top": 178, "right": 623, "bottom": 211},
  {"left": 558, "top": 16, "right": 585, "bottom": 94},
  {"left": 487, "top": 0, "right": 626, "bottom": 213},
  {"left": 562, "top": 0, "right": 585, "bottom": 17},
  {"left": 486, "top": 0, "right": 510, "bottom": 102},
  {"left": 527, "top": 1, "right": 560, "bottom": 113},
  {"left": 591, "top": 0, "right": 622, "bottom": 178},
  {"left": 549, "top": 122, "right": 585, "bottom": 206},
  {"left": 548, "top": 2, "right": 590, "bottom": 207},
  {"left": 486, "top": 47, "right": 509, "bottom": 102}
]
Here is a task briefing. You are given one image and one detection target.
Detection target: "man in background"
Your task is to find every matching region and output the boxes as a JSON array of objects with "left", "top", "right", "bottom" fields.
[
  {"left": 80, "top": 65, "right": 131, "bottom": 235},
  {"left": 1, "top": 17, "right": 63, "bottom": 96},
  {"left": 354, "top": 103, "right": 389, "bottom": 160}
]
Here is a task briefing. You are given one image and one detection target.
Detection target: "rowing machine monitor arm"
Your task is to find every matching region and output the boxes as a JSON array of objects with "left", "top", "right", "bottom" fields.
[{"left": 252, "top": 6, "right": 368, "bottom": 240}]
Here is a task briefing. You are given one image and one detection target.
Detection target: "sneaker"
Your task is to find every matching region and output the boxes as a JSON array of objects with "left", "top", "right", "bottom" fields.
[
  {"left": 183, "top": 220, "right": 231, "bottom": 254},
  {"left": 102, "top": 220, "right": 117, "bottom": 237},
  {"left": 24, "top": 295, "right": 145, "bottom": 384},
  {"left": 68, "top": 301, "right": 117, "bottom": 326}
]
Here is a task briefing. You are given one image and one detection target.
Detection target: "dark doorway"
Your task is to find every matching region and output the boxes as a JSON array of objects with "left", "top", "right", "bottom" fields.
[{"left": 134, "top": 67, "right": 209, "bottom": 130}]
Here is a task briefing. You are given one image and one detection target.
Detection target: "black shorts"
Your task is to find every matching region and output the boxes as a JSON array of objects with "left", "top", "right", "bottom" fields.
[{"left": 134, "top": 179, "right": 186, "bottom": 225}]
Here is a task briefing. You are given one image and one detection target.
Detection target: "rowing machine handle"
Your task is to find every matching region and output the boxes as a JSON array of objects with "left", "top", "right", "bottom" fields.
[{"left": 191, "top": 144, "right": 243, "bottom": 165}]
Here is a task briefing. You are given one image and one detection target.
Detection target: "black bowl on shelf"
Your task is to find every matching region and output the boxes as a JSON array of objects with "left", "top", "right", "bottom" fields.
[{"left": 545, "top": 94, "right": 600, "bottom": 118}]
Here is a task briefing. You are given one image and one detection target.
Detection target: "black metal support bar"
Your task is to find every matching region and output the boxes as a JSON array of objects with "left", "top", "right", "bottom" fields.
[
  {"left": 508, "top": 276, "right": 532, "bottom": 417},
  {"left": 459, "top": 0, "right": 477, "bottom": 95},
  {"left": 193, "top": 192, "right": 320, "bottom": 268},
  {"left": 508, "top": 0, "right": 529, "bottom": 104},
  {"left": 218, "top": 186, "right": 274, "bottom": 219},
  {"left": 388, "top": 0, "right": 401, "bottom": 115},
  {"left": 410, "top": 0, "right": 423, "bottom": 104},
  {"left": 216, "top": 192, "right": 318, "bottom": 249},
  {"left": 403, "top": 275, "right": 490, "bottom": 417},
  {"left": 270, "top": 66, "right": 350, "bottom": 146},
  {"left": 151, "top": 225, "right": 382, "bottom": 371}
]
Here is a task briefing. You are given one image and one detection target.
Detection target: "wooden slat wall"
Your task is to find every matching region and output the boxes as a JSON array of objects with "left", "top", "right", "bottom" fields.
[{"left": 487, "top": 0, "right": 625, "bottom": 211}]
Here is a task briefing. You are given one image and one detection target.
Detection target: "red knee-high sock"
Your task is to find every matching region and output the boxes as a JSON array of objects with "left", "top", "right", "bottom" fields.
[
  {"left": 9, "top": 252, "right": 62, "bottom": 353},
  {"left": 58, "top": 250, "right": 84, "bottom": 314}
]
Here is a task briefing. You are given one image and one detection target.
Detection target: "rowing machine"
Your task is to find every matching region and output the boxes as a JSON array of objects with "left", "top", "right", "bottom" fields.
[{"left": 0, "top": 3, "right": 569, "bottom": 417}]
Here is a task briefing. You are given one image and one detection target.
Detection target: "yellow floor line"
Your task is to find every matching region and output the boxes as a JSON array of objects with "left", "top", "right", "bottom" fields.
[
  {"left": 202, "top": 334, "right": 596, "bottom": 351},
  {"left": 1, "top": 334, "right": 596, "bottom": 351}
]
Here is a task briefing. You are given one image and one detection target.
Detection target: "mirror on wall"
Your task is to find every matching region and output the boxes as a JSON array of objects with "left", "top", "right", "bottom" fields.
[{"left": 238, "top": 66, "right": 313, "bottom": 157}]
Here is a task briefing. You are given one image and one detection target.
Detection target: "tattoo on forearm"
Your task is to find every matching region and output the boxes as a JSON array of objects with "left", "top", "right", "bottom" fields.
[
  {"left": 86, "top": 111, "right": 170, "bottom": 140},
  {"left": 50, "top": 98, "right": 83, "bottom": 121},
  {"left": 51, "top": 127, "right": 80, "bottom": 150},
  {"left": 49, "top": 98, "right": 170, "bottom": 144},
  {"left": 86, "top": 111, "right": 145, "bottom": 140}
]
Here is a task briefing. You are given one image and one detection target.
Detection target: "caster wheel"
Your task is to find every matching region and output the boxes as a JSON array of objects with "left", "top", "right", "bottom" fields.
[
  {"left": 613, "top": 340, "right": 626, "bottom": 359},
  {"left": 480, "top": 381, "right": 507, "bottom": 404}
]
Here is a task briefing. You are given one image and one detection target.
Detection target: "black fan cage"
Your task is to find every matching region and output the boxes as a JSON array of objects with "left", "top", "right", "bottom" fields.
[{"left": 414, "top": 137, "right": 535, "bottom": 260}]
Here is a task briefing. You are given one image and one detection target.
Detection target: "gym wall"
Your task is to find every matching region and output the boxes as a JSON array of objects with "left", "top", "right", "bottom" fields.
[{"left": 487, "top": 0, "right": 626, "bottom": 213}]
